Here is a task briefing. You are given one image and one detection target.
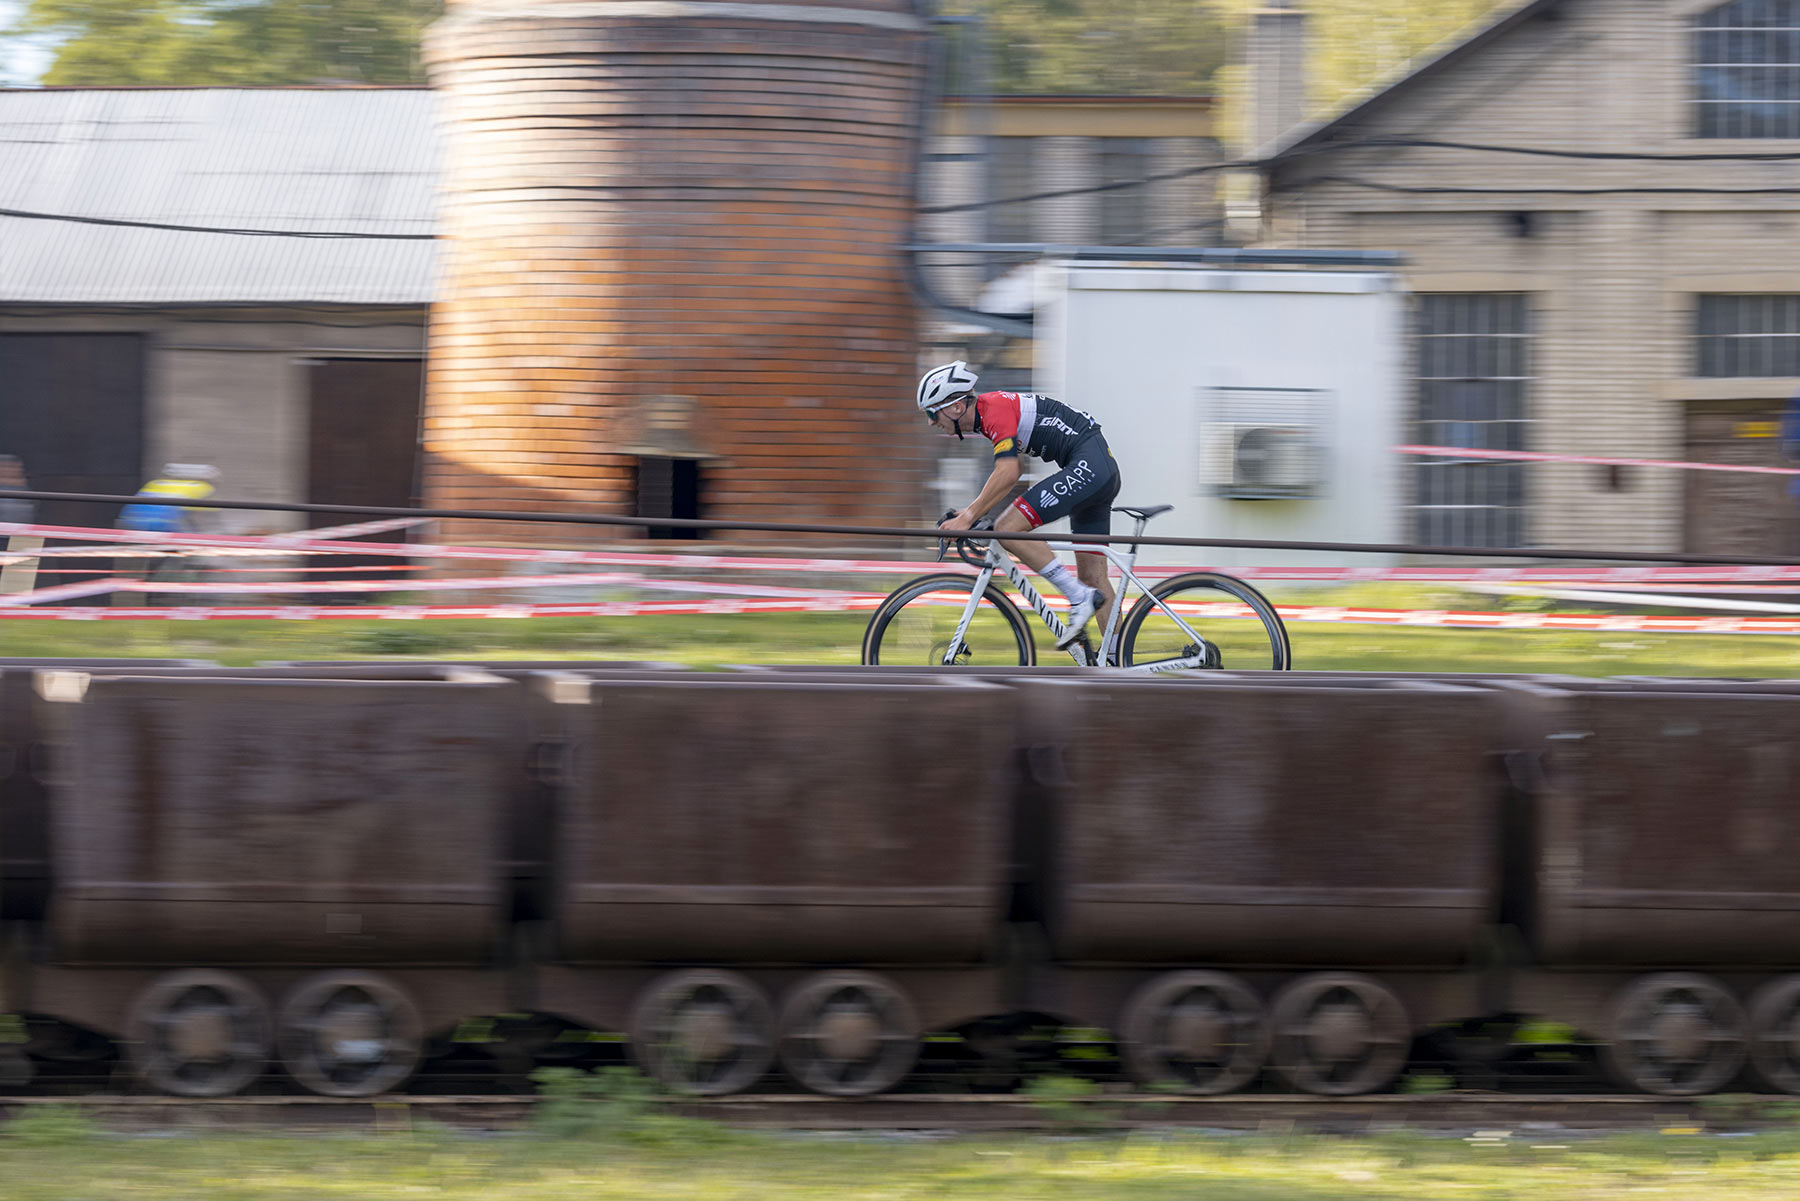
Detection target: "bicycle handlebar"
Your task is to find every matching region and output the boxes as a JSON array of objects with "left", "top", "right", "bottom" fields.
[{"left": 937, "top": 511, "right": 997, "bottom": 568}]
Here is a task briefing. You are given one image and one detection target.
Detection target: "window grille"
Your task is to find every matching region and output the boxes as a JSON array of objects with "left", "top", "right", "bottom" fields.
[
  {"left": 1096, "top": 137, "right": 1151, "bottom": 245},
  {"left": 1696, "top": 294, "right": 1800, "bottom": 376},
  {"left": 1693, "top": 0, "right": 1800, "bottom": 138},
  {"left": 1412, "top": 294, "right": 1533, "bottom": 549},
  {"left": 986, "top": 137, "right": 1036, "bottom": 243}
]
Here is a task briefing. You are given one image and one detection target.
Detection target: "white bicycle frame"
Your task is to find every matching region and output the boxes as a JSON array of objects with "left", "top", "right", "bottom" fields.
[{"left": 943, "top": 512, "right": 1213, "bottom": 670}]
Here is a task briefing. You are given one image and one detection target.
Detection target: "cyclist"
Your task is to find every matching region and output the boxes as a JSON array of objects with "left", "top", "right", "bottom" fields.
[
  {"left": 918, "top": 361, "right": 1119, "bottom": 648},
  {"left": 118, "top": 463, "right": 220, "bottom": 534}
]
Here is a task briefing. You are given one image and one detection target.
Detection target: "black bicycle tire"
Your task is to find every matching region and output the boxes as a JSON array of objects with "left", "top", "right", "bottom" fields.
[
  {"left": 1118, "top": 571, "right": 1292, "bottom": 671},
  {"left": 861, "top": 573, "right": 1037, "bottom": 667}
]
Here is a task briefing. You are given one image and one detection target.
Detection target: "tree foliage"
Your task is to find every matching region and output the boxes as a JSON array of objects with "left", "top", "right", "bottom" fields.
[
  {"left": 10, "top": 0, "right": 442, "bottom": 86},
  {"left": 937, "top": 0, "right": 1509, "bottom": 110},
  {"left": 1269, "top": 0, "right": 1508, "bottom": 114},
  {"left": 936, "top": 0, "right": 1235, "bottom": 96},
  {"left": 8, "top": 0, "right": 1512, "bottom": 103}
]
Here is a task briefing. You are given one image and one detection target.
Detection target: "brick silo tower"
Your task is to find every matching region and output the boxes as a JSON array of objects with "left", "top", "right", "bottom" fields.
[{"left": 423, "top": 0, "right": 935, "bottom": 544}]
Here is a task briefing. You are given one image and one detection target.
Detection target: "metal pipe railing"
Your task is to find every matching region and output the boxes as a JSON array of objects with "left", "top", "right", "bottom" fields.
[{"left": 6, "top": 488, "right": 1800, "bottom": 568}]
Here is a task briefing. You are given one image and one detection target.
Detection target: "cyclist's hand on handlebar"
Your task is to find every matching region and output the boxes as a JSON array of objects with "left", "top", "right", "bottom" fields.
[{"left": 938, "top": 509, "right": 976, "bottom": 533}]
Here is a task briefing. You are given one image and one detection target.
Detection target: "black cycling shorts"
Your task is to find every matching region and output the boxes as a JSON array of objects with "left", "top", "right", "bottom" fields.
[{"left": 1012, "top": 434, "right": 1121, "bottom": 546}]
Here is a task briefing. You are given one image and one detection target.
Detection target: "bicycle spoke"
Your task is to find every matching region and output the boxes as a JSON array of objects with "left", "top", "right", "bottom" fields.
[
  {"left": 863, "top": 576, "right": 1033, "bottom": 668},
  {"left": 1120, "top": 573, "right": 1290, "bottom": 671}
]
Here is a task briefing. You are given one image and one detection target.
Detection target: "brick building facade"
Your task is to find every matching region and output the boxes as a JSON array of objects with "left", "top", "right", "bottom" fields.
[{"left": 1263, "top": 0, "right": 1800, "bottom": 557}]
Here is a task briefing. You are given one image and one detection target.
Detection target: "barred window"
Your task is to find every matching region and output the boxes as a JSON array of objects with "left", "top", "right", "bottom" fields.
[
  {"left": 986, "top": 137, "right": 1037, "bottom": 243},
  {"left": 1694, "top": 0, "right": 1800, "bottom": 138},
  {"left": 1096, "top": 137, "right": 1151, "bottom": 245},
  {"left": 1413, "top": 294, "right": 1533, "bottom": 550},
  {"left": 1697, "top": 294, "right": 1800, "bottom": 376}
]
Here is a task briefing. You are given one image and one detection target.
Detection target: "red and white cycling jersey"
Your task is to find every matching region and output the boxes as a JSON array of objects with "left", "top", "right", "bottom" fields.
[{"left": 971, "top": 391, "right": 1101, "bottom": 467}]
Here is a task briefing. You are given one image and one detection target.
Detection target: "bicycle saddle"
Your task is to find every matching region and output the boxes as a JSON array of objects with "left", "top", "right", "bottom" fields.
[{"left": 1112, "top": 504, "right": 1173, "bottom": 520}]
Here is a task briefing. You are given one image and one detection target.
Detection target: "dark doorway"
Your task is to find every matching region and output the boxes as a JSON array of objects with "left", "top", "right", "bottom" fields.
[
  {"left": 634, "top": 456, "right": 702, "bottom": 540},
  {"left": 0, "top": 333, "right": 146, "bottom": 592},
  {"left": 1684, "top": 400, "right": 1798, "bottom": 557},
  {"left": 306, "top": 359, "right": 424, "bottom": 587}
]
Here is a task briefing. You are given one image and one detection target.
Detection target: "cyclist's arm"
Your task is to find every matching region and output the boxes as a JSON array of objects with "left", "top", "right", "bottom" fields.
[{"left": 947, "top": 454, "right": 1023, "bottom": 529}]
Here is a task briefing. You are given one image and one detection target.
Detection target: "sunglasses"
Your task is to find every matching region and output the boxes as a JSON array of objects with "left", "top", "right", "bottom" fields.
[{"left": 925, "top": 397, "right": 969, "bottom": 425}]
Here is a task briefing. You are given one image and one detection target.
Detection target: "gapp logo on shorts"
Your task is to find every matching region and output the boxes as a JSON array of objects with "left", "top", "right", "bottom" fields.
[{"left": 1050, "top": 459, "right": 1096, "bottom": 497}]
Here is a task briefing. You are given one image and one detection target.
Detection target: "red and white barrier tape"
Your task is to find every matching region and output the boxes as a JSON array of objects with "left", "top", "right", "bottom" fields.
[
  {"left": 263, "top": 517, "right": 433, "bottom": 542},
  {"left": 1396, "top": 444, "right": 1800, "bottom": 476},
  {"left": 0, "top": 571, "right": 866, "bottom": 608},
  {"left": 3, "top": 593, "right": 1799, "bottom": 635}
]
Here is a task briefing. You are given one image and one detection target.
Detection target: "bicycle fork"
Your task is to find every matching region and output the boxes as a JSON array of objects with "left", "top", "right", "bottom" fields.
[{"left": 946, "top": 552, "right": 1090, "bottom": 666}]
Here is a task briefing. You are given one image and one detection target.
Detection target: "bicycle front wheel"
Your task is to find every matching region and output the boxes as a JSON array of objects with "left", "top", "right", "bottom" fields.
[
  {"left": 861, "top": 573, "right": 1036, "bottom": 667},
  {"left": 1119, "top": 572, "right": 1291, "bottom": 671}
]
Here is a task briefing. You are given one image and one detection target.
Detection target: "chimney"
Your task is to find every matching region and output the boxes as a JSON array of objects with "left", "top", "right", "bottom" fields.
[{"left": 1251, "top": 0, "right": 1308, "bottom": 157}]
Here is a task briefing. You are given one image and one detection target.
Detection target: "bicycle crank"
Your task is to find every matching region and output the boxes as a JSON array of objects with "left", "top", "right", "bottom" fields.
[
  {"left": 930, "top": 640, "right": 973, "bottom": 666},
  {"left": 1069, "top": 632, "right": 1097, "bottom": 666}
]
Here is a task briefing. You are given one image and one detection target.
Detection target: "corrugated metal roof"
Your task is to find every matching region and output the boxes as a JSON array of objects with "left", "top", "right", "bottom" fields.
[{"left": 0, "top": 88, "right": 439, "bottom": 305}]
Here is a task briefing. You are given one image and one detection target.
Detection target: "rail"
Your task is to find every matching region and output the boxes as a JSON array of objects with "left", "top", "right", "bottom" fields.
[
  {"left": 5, "top": 488, "right": 1800, "bottom": 567},
  {"left": 0, "top": 1093, "right": 1749, "bottom": 1133}
]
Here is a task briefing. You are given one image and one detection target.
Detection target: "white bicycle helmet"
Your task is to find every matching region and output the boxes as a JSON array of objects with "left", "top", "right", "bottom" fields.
[{"left": 916, "top": 360, "right": 979, "bottom": 415}]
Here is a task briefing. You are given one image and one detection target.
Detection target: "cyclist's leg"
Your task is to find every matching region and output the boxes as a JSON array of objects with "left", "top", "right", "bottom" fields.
[
  {"left": 1004, "top": 441, "right": 1119, "bottom": 613},
  {"left": 994, "top": 504, "right": 1054, "bottom": 573},
  {"left": 1069, "top": 449, "right": 1122, "bottom": 617}
]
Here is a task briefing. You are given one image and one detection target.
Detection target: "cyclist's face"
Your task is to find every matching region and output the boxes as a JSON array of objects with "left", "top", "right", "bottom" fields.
[{"left": 928, "top": 399, "right": 966, "bottom": 435}]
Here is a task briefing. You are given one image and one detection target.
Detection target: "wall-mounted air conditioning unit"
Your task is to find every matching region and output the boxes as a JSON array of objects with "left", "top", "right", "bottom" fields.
[{"left": 1203, "top": 422, "right": 1322, "bottom": 499}]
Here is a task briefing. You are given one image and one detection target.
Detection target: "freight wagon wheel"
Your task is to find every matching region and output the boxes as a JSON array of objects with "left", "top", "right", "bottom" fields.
[
  {"left": 1601, "top": 973, "right": 1746, "bottom": 1096},
  {"left": 0, "top": 1048, "right": 32, "bottom": 1089},
  {"left": 628, "top": 969, "right": 775, "bottom": 1096},
  {"left": 125, "top": 969, "right": 272, "bottom": 1097},
  {"left": 777, "top": 971, "right": 920, "bottom": 1097},
  {"left": 1118, "top": 971, "right": 1270, "bottom": 1095},
  {"left": 1748, "top": 976, "right": 1800, "bottom": 1094},
  {"left": 1268, "top": 973, "right": 1410, "bottom": 1096},
  {"left": 277, "top": 972, "right": 424, "bottom": 1097}
]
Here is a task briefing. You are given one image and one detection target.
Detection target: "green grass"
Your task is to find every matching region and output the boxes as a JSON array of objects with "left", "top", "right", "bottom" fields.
[
  {"left": 5, "top": 1125, "right": 1800, "bottom": 1200},
  {"left": 0, "top": 580, "right": 1794, "bottom": 676},
  {"left": 0, "top": 605, "right": 1796, "bottom": 678}
]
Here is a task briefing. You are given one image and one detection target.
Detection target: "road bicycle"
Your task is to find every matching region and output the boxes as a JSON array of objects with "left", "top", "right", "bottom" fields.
[{"left": 860, "top": 504, "right": 1291, "bottom": 670}]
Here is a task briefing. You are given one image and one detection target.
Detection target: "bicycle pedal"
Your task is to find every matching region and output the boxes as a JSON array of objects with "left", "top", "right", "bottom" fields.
[{"left": 1069, "top": 632, "right": 1097, "bottom": 666}]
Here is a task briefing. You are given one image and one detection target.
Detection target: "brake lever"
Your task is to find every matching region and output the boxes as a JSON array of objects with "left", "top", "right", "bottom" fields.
[
  {"left": 958, "top": 518, "right": 996, "bottom": 568},
  {"left": 936, "top": 509, "right": 959, "bottom": 563}
]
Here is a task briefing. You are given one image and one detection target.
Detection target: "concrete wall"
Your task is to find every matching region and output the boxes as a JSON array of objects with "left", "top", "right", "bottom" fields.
[
  {"left": 0, "top": 308, "right": 424, "bottom": 533},
  {"left": 1034, "top": 263, "right": 1406, "bottom": 567}
]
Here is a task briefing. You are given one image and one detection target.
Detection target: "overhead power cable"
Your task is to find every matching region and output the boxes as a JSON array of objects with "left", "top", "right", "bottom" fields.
[
  {"left": 6, "top": 135, "right": 1800, "bottom": 236},
  {"left": 1320, "top": 175, "right": 1800, "bottom": 197},
  {"left": 920, "top": 136, "right": 1800, "bottom": 215},
  {"left": 0, "top": 206, "right": 435, "bottom": 239}
]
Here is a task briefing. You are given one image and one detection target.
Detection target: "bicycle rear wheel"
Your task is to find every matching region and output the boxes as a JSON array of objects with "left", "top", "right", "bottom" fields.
[
  {"left": 1118, "top": 572, "right": 1290, "bottom": 671},
  {"left": 861, "top": 573, "right": 1036, "bottom": 667}
]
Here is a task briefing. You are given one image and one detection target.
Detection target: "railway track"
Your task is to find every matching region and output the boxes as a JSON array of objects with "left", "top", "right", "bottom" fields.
[{"left": 0, "top": 1093, "right": 1771, "bottom": 1133}]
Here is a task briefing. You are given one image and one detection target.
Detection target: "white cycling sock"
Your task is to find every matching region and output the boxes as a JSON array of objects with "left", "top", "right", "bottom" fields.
[{"left": 1042, "top": 562, "right": 1090, "bottom": 603}]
